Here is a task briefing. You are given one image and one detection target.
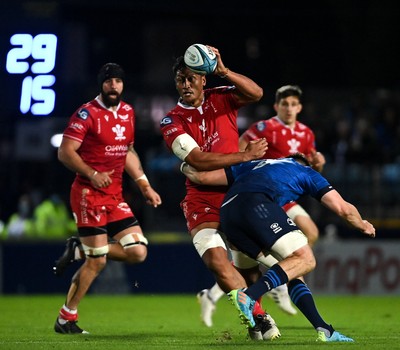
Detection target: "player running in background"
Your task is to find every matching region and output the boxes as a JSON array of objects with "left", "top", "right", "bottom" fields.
[
  {"left": 54, "top": 63, "right": 161, "bottom": 334},
  {"left": 181, "top": 153, "right": 375, "bottom": 342},
  {"left": 160, "top": 45, "right": 280, "bottom": 340}
]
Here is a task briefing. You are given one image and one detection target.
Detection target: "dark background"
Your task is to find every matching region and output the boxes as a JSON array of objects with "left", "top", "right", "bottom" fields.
[
  {"left": 1, "top": 0, "right": 399, "bottom": 113},
  {"left": 0, "top": 0, "right": 399, "bottom": 234}
]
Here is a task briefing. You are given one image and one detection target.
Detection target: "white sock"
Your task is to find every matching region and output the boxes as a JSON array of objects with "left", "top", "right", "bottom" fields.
[
  {"left": 208, "top": 283, "right": 225, "bottom": 303},
  {"left": 62, "top": 304, "right": 77, "bottom": 314},
  {"left": 74, "top": 246, "right": 82, "bottom": 260}
]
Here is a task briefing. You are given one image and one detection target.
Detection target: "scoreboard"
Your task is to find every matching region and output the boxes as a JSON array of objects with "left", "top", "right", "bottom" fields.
[{"left": 6, "top": 33, "right": 58, "bottom": 115}]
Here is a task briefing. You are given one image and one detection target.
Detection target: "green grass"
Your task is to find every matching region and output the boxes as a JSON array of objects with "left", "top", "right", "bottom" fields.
[{"left": 0, "top": 294, "right": 399, "bottom": 349}]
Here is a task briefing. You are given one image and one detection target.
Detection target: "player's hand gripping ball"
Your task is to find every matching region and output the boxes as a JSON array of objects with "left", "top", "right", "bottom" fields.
[{"left": 184, "top": 44, "right": 217, "bottom": 75}]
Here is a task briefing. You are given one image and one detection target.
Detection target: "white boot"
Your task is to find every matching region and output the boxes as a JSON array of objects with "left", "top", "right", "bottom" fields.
[{"left": 267, "top": 284, "right": 297, "bottom": 315}]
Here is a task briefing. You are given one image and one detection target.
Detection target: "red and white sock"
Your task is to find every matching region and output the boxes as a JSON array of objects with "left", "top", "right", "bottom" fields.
[
  {"left": 58, "top": 304, "right": 78, "bottom": 324},
  {"left": 252, "top": 298, "right": 265, "bottom": 316}
]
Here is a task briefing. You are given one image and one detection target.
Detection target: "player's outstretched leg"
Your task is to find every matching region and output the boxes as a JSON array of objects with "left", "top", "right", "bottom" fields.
[{"left": 53, "top": 236, "right": 81, "bottom": 276}]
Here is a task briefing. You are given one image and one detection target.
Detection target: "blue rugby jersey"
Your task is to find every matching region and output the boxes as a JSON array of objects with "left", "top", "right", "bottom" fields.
[{"left": 224, "top": 158, "right": 333, "bottom": 207}]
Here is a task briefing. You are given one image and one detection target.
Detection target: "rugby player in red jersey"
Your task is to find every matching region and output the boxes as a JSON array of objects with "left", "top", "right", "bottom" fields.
[
  {"left": 160, "top": 45, "right": 279, "bottom": 340},
  {"left": 54, "top": 63, "right": 161, "bottom": 334}
]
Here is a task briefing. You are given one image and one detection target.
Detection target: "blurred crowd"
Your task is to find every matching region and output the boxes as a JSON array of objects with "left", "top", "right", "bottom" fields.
[
  {"left": 240, "top": 87, "right": 400, "bottom": 166},
  {"left": 0, "top": 193, "right": 76, "bottom": 240}
]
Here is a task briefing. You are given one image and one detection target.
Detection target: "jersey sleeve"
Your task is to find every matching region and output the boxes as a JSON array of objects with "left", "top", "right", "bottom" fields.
[
  {"left": 62, "top": 106, "right": 93, "bottom": 143},
  {"left": 225, "top": 167, "right": 234, "bottom": 186},
  {"left": 302, "top": 124, "right": 317, "bottom": 155},
  {"left": 242, "top": 121, "right": 268, "bottom": 142},
  {"left": 160, "top": 114, "right": 187, "bottom": 151},
  {"left": 302, "top": 167, "right": 334, "bottom": 201}
]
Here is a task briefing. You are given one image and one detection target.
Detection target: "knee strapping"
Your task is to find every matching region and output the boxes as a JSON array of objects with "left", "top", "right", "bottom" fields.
[
  {"left": 231, "top": 250, "right": 258, "bottom": 269},
  {"left": 81, "top": 243, "right": 109, "bottom": 257},
  {"left": 257, "top": 254, "right": 279, "bottom": 268},
  {"left": 192, "top": 228, "right": 227, "bottom": 257},
  {"left": 119, "top": 233, "right": 148, "bottom": 249}
]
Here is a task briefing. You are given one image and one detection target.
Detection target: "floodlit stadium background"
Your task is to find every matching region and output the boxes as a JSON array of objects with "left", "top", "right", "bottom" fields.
[{"left": 0, "top": 1, "right": 399, "bottom": 295}]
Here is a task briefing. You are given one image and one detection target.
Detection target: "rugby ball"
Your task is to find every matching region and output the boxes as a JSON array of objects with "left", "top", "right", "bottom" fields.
[{"left": 184, "top": 44, "right": 217, "bottom": 75}]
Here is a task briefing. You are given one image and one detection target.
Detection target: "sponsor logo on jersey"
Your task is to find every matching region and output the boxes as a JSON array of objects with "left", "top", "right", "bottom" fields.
[
  {"left": 209, "top": 101, "right": 218, "bottom": 113},
  {"left": 112, "top": 124, "right": 126, "bottom": 140},
  {"left": 256, "top": 121, "right": 266, "bottom": 131},
  {"left": 122, "top": 104, "right": 132, "bottom": 111},
  {"left": 187, "top": 116, "right": 192, "bottom": 122},
  {"left": 77, "top": 108, "right": 90, "bottom": 120},
  {"left": 287, "top": 218, "right": 296, "bottom": 226},
  {"left": 200, "top": 131, "right": 219, "bottom": 152},
  {"left": 105, "top": 145, "right": 128, "bottom": 152},
  {"left": 160, "top": 116, "right": 172, "bottom": 126},
  {"left": 270, "top": 222, "right": 282, "bottom": 234},
  {"left": 164, "top": 127, "right": 178, "bottom": 136},
  {"left": 69, "top": 122, "right": 84, "bottom": 130},
  {"left": 117, "top": 202, "right": 132, "bottom": 214},
  {"left": 118, "top": 113, "right": 129, "bottom": 120},
  {"left": 295, "top": 131, "right": 305, "bottom": 138}
]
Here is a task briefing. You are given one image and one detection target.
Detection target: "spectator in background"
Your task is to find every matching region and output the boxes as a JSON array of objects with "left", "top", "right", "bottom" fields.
[
  {"left": 33, "top": 194, "right": 76, "bottom": 239},
  {"left": 2, "top": 194, "right": 35, "bottom": 239},
  {"left": 348, "top": 117, "right": 380, "bottom": 164},
  {"left": 331, "top": 118, "right": 351, "bottom": 165}
]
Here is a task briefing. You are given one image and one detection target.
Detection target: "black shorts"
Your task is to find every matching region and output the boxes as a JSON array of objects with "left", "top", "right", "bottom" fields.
[{"left": 220, "top": 192, "right": 299, "bottom": 259}]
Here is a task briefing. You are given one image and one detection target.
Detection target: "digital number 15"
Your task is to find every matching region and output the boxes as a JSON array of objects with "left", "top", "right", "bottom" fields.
[{"left": 6, "top": 33, "right": 58, "bottom": 115}]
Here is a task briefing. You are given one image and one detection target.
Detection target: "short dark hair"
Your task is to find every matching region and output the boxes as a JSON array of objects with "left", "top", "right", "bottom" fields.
[
  {"left": 275, "top": 85, "right": 302, "bottom": 103},
  {"left": 286, "top": 152, "right": 310, "bottom": 166},
  {"left": 172, "top": 56, "right": 186, "bottom": 76}
]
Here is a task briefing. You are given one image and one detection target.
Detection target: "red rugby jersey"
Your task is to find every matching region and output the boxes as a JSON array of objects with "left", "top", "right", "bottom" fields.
[
  {"left": 62, "top": 96, "right": 135, "bottom": 194},
  {"left": 160, "top": 87, "right": 242, "bottom": 197},
  {"left": 241, "top": 116, "right": 317, "bottom": 159}
]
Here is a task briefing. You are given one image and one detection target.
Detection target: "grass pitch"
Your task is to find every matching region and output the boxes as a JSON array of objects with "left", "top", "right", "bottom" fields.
[{"left": 0, "top": 294, "right": 399, "bottom": 349}]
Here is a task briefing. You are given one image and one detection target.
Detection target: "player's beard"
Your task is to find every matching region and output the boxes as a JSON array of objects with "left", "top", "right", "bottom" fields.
[{"left": 101, "top": 90, "right": 121, "bottom": 107}]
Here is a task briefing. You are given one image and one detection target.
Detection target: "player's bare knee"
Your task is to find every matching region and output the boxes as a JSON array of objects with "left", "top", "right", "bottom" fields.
[
  {"left": 125, "top": 245, "right": 147, "bottom": 264},
  {"left": 305, "top": 248, "right": 316, "bottom": 271},
  {"left": 84, "top": 255, "right": 107, "bottom": 273},
  {"left": 203, "top": 247, "right": 230, "bottom": 272},
  {"left": 295, "top": 245, "right": 316, "bottom": 273}
]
